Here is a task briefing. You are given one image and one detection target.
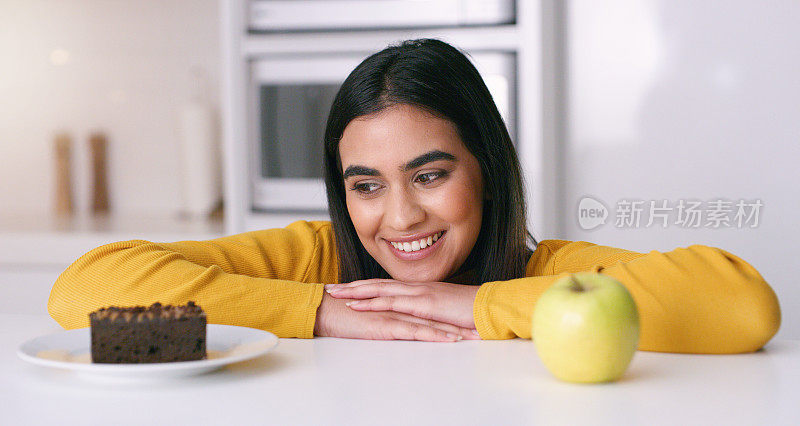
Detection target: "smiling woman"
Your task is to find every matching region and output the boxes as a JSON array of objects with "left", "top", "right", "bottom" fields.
[
  {"left": 48, "top": 39, "right": 781, "bottom": 353},
  {"left": 339, "top": 105, "right": 486, "bottom": 284},
  {"left": 323, "top": 39, "right": 533, "bottom": 289}
]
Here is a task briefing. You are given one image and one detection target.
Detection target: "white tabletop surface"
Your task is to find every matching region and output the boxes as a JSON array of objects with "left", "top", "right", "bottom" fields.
[{"left": 3, "top": 313, "right": 799, "bottom": 426}]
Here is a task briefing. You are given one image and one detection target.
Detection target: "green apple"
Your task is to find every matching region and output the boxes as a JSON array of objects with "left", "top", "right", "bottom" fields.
[{"left": 531, "top": 272, "right": 640, "bottom": 383}]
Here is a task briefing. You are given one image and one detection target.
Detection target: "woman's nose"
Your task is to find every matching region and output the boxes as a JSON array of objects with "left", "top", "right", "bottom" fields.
[{"left": 386, "top": 187, "right": 426, "bottom": 231}]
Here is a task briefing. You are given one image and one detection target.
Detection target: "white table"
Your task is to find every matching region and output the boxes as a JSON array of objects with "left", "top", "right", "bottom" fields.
[{"left": 3, "top": 313, "right": 799, "bottom": 426}]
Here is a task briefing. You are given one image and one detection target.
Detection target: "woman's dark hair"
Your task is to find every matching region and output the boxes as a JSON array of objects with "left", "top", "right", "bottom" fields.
[{"left": 323, "top": 38, "right": 536, "bottom": 285}]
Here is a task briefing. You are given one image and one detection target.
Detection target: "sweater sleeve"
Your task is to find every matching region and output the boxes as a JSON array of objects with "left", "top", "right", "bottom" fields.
[
  {"left": 473, "top": 240, "right": 781, "bottom": 354},
  {"left": 47, "top": 220, "right": 337, "bottom": 338}
]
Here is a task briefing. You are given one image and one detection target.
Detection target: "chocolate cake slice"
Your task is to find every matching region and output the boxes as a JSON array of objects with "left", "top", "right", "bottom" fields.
[{"left": 90, "top": 301, "right": 206, "bottom": 363}]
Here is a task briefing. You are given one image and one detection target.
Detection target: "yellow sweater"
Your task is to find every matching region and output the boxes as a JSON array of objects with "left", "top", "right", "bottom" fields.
[{"left": 48, "top": 220, "right": 780, "bottom": 354}]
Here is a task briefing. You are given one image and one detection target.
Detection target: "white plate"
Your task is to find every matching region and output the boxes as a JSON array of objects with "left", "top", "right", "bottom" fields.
[{"left": 17, "top": 324, "right": 278, "bottom": 380}]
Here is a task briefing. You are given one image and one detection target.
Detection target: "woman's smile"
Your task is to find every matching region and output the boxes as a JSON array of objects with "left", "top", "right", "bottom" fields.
[
  {"left": 338, "top": 103, "right": 484, "bottom": 283},
  {"left": 385, "top": 230, "right": 446, "bottom": 260}
]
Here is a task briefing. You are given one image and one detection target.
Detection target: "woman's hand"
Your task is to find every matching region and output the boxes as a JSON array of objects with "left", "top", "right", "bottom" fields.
[
  {"left": 314, "top": 292, "right": 480, "bottom": 342},
  {"left": 324, "top": 279, "right": 481, "bottom": 330}
]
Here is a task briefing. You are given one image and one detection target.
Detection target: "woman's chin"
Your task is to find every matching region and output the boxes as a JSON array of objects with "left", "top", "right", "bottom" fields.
[{"left": 388, "top": 269, "right": 446, "bottom": 283}]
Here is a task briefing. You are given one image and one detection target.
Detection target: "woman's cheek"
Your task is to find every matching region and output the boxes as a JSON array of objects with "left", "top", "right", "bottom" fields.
[
  {"left": 347, "top": 197, "right": 382, "bottom": 234},
  {"left": 427, "top": 183, "right": 482, "bottom": 222}
]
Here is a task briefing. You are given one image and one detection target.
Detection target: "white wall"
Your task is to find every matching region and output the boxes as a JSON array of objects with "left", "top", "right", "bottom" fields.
[
  {"left": 0, "top": 0, "right": 220, "bottom": 217},
  {"left": 560, "top": 0, "right": 799, "bottom": 339}
]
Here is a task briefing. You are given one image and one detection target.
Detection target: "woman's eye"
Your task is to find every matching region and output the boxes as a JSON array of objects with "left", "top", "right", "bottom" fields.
[
  {"left": 351, "top": 182, "right": 381, "bottom": 194},
  {"left": 416, "top": 171, "right": 445, "bottom": 184}
]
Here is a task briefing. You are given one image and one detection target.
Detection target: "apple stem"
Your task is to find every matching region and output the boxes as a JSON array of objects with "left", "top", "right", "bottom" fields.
[{"left": 568, "top": 275, "right": 585, "bottom": 292}]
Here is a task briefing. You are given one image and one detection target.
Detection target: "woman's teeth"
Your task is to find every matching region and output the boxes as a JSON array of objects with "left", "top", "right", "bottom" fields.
[{"left": 390, "top": 231, "right": 443, "bottom": 252}]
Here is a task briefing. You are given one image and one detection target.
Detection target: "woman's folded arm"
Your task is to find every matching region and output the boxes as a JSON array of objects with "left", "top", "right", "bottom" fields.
[
  {"left": 48, "top": 221, "right": 336, "bottom": 337},
  {"left": 474, "top": 240, "right": 781, "bottom": 354}
]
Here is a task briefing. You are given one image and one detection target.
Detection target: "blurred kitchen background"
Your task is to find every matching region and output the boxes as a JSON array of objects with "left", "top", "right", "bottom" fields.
[{"left": 1, "top": 1, "right": 797, "bottom": 340}]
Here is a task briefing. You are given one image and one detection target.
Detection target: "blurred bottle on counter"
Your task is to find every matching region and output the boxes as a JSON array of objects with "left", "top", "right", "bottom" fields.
[
  {"left": 53, "top": 133, "right": 74, "bottom": 216},
  {"left": 89, "top": 132, "right": 110, "bottom": 214},
  {"left": 178, "top": 66, "right": 221, "bottom": 219}
]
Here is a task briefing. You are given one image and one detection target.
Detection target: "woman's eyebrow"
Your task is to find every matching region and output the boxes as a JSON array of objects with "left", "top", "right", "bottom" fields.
[
  {"left": 343, "top": 165, "right": 379, "bottom": 180},
  {"left": 342, "top": 150, "right": 457, "bottom": 180},
  {"left": 402, "top": 150, "right": 457, "bottom": 171}
]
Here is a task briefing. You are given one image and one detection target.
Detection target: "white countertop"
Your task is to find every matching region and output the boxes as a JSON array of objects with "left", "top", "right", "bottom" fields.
[
  {"left": 0, "top": 214, "right": 224, "bottom": 267},
  {"left": 3, "top": 313, "right": 799, "bottom": 426}
]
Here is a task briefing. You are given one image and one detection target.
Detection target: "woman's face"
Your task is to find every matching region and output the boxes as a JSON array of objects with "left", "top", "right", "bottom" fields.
[{"left": 338, "top": 104, "right": 484, "bottom": 283}]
